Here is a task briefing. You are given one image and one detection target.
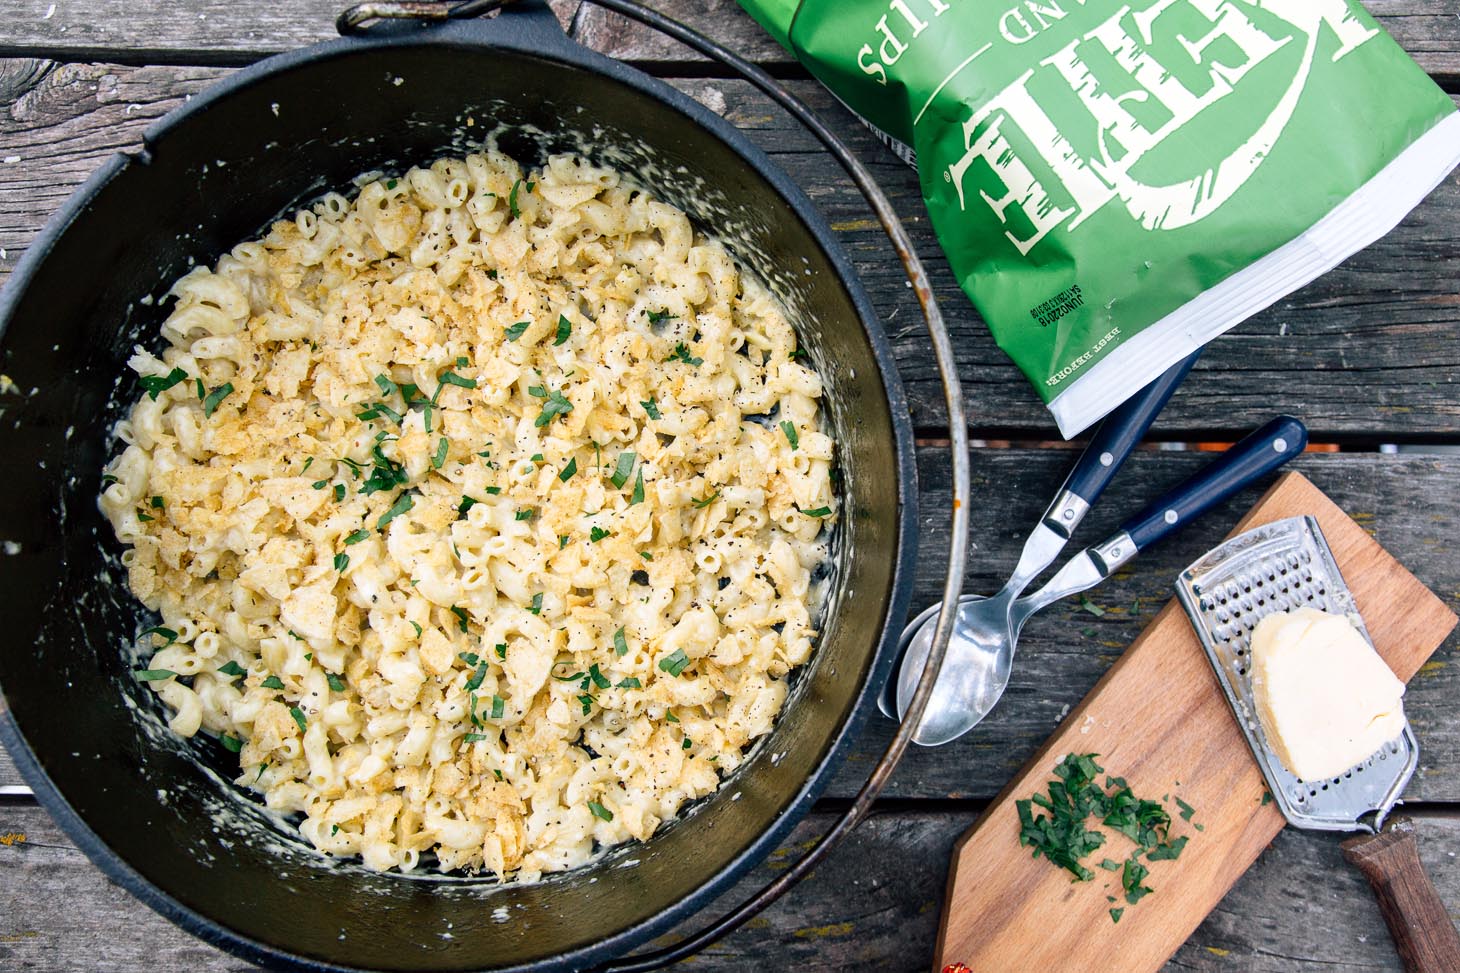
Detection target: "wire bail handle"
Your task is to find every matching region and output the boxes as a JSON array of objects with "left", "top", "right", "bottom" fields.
[{"left": 335, "top": 1, "right": 972, "bottom": 968}]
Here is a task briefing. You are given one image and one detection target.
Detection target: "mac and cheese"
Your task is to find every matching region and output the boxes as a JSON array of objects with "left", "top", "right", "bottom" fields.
[{"left": 100, "top": 149, "right": 836, "bottom": 878}]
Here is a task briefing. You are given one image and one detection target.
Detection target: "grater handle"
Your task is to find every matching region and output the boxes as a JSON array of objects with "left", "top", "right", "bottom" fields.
[
  {"left": 1120, "top": 416, "right": 1307, "bottom": 551},
  {"left": 1061, "top": 351, "right": 1199, "bottom": 509},
  {"left": 1341, "top": 819, "right": 1460, "bottom": 973}
]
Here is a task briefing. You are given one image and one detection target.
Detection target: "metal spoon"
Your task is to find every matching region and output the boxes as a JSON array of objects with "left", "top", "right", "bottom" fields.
[
  {"left": 891, "top": 415, "right": 1309, "bottom": 745},
  {"left": 875, "top": 353, "right": 1201, "bottom": 721}
]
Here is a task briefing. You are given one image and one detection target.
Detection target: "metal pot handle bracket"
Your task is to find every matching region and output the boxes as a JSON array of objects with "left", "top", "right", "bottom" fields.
[{"left": 340, "top": 2, "right": 971, "bottom": 968}]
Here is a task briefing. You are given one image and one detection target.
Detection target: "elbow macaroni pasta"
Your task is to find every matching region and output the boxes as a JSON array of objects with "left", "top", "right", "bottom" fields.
[{"left": 100, "top": 148, "right": 837, "bottom": 879}]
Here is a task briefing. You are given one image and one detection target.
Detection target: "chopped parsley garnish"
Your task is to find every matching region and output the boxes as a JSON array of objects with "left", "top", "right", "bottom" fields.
[
  {"left": 450, "top": 605, "right": 469, "bottom": 633},
  {"left": 577, "top": 693, "right": 595, "bottom": 715},
  {"left": 361, "top": 441, "right": 409, "bottom": 496},
  {"left": 312, "top": 479, "right": 328, "bottom": 490},
  {"left": 135, "top": 669, "right": 178, "bottom": 681},
  {"left": 261, "top": 675, "right": 285, "bottom": 691},
  {"left": 529, "top": 592, "right": 543, "bottom": 615},
  {"left": 588, "top": 800, "right": 613, "bottom": 822},
  {"left": 665, "top": 711, "right": 679, "bottom": 723},
  {"left": 647, "top": 309, "right": 674, "bottom": 326},
  {"left": 464, "top": 662, "right": 488, "bottom": 693},
  {"left": 559, "top": 457, "right": 578, "bottom": 481},
  {"left": 143, "top": 625, "right": 178, "bottom": 644},
  {"left": 1122, "top": 859, "right": 1153, "bottom": 904},
  {"left": 588, "top": 664, "right": 611, "bottom": 690},
  {"left": 1015, "top": 753, "right": 1193, "bottom": 912},
  {"left": 326, "top": 673, "right": 346, "bottom": 692},
  {"left": 456, "top": 356, "right": 469, "bottom": 368},
  {"left": 682, "top": 738, "right": 693, "bottom": 750},
  {"left": 610, "top": 451, "right": 636, "bottom": 489},
  {"left": 432, "top": 436, "right": 449, "bottom": 469},
  {"left": 780, "top": 420, "right": 799, "bottom": 450},
  {"left": 196, "top": 378, "right": 206, "bottom": 400},
  {"left": 667, "top": 342, "right": 703, "bottom": 366},
  {"left": 505, "top": 321, "right": 530, "bottom": 342},
  {"left": 613, "top": 627, "right": 628, "bottom": 657},
  {"left": 629, "top": 468, "right": 645, "bottom": 505},
  {"left": 344, "top": 528, "right": 370, "bottom": 546},
  {"left": 495, "top": 642, "right": 507, "bottom": 660},
  {"left": 333, "top": 552, "right": 349, "bottom": 572},
  {"left": 691, "top": 491, "right": 720, "bottom": 509},
  {"left": 590, "top": 526, "right": 612, "bottom": 543},
  {"left": 201, "top": 382, "right": 234, "bottom": 417},
  {"left": 385, "top": 178, "right": 398, "bottom": 190},
  {"left": 658, "top": 648, "right": 690, "bottom": 677},
  {"left": 101, "top": 473, "right": 119, "bottom": 486},
  {"left": 375, "top": 374, "right": 398, "bottom": 396},
  {"left": 641, "top": 398, "right": 661, "bottom": 420},
  {"left": 217, "top": 660, "right": 247, "bottom": 678},
  {"left": 289, "top": 706, "right": 308, "bottom": 733},
  {"left": 485, "top": 486, "right": 501, "bottom": 495},
  {"left": 437, "top": 370, "right": 476, "bottom": 390},
  {"left": 1080, "top": 595, "right": 1107, "bottom": 617},
  {"left": 458, "top": 495, "right": 477, "bottom": 516},
  {"left": 464, "top": 732, "right": 491, "bottom": 743},
  {"left": 459, "top": 651, "right": 481, "bottom": 666},
  {"left": 490, "top": 695, "right": 505, "bottom": 719},
  {"left": 1175, "top": 797, "right": 1197, "bottom": 822},
  {"left": 616, "top": 677, "right": 641, "bottom": 689},
  {"left": 137, "top": 512, "right": 154, "bottom": 522},
  {"left": 139, "top": 367, "right": 188, "bottom": 400},
  {"left": 356, "top": 401, "right": 404, "bottom": 425},
  {"left": 514, "top": 508, "right": 534, "bottom": 521},
  {"left": 333, "top": 483, "right": 346, "bottom": 502},
  {"left": 531, "top": 386, "right": 574, "bottom": 427},
  {"left": 221, "top": 733, "right": 243, "bottom": 753},
  {"left": 508, "top": 178, "right": 533, "bottom": 219},
  {"left": 530, "top": 453, "right": 544, "bottom": 463},
  {"left": 639, "top": 551, "right": 653, "bottom": 561},
  {"left": 410, "top": 621, "right": 423, "bottom": 637},
  {"left": 801, "top": 505, "right": 832, "bottom": 518},
  {"left": 301, "top": 457, "right": 314, "bottom": 474},
  {"left": 554, "top": 314, "right": 572, "bottom": 346},
  {"left": 376, "top": 492, "right": 413, "bottom": 531},
  {"left": 1109, "top": 907, "right": 1124, "bottom": 924},
  {"left": 559, "top": 534, "right": 570, "bottom": 549}
]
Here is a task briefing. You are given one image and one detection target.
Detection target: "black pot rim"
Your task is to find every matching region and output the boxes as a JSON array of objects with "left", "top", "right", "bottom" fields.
[{"left": 0, "top": 9, "right": 920, "bottom": 972}]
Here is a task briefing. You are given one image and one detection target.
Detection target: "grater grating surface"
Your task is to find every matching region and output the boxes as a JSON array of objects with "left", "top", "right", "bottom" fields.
[{"left": 1175, "top": 515, "right": 1416, "bottom": 833}]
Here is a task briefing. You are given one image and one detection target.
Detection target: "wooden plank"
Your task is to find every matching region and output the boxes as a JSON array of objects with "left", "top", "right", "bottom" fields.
[
  {"left": 3, "top": 450, "right": 1459, "bottom": 801},
  {"left": 2, "top": 61, "right": 1460, "bottom": 438},
  {"left": 2, "top": 801, "right": 1458, "bottom": 971},
  {"left": 934, "top": 472, "right": 1457, "bottom": 973},
  {"left": 572, "top": 0, "right": 1460, "bottom": 81},
  {"left": 2, "top": 0, "right": 1459, "bottom": 82},
  {"left": 0, "top": 1, "right": 581, "bottom": 65}
]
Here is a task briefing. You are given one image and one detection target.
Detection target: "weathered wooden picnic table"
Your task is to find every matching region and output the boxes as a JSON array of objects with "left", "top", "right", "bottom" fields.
[{"left": 2, "top": 2, "right": 1459, "bottom": 970}]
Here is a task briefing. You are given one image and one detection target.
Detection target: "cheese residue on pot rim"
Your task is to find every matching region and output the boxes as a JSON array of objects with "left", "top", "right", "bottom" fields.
[{"left": 1249, "top": 606, "right": 1405, "bottom": 782}]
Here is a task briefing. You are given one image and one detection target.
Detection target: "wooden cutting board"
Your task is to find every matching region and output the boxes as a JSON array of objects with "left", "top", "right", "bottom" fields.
[{"left": 935, "top": 471, "right": 1457, "bottom": 973}]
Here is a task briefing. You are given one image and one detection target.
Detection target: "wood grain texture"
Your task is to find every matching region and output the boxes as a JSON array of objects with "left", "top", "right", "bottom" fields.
[
  {"left": 1342, "top": 820, "right": 1460, "bottom": 973},
  {"left": 5, "top": 449, "right": 1460, "bottom": 801},
  {"left": 936, "top": 473, "right": 1458, "bottom": 973},
  {"left": 1, "top": 0, "right": 1458, "bottom": 81},
  {"left": 3, "top": 801, "right": 1460, "bottom": 972},
  {"left": 2, "top": 62, "right": 1460, "bottom": 437}
]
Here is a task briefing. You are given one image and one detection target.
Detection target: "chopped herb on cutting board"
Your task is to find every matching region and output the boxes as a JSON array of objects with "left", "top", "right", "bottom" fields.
[{"left": 1015, "top": 753, "right": 1198, "bottom": 921}]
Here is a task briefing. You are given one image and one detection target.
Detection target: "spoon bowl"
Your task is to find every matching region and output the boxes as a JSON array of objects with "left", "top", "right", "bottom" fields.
[{"left": 894, "top": 594, "right": 1023, "bottom": 745}]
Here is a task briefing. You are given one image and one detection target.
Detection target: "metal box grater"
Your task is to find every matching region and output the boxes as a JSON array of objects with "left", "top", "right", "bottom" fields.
[{"left": 1175, "top": 515, "right": 1417, "bottom": 832}]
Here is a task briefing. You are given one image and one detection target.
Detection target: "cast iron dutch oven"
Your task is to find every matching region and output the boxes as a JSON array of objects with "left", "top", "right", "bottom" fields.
[{"left": 0, "top": 2, "right": 918, "bottom": 970}]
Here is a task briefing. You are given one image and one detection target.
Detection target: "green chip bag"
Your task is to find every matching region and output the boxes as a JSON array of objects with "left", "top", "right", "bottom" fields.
[{"left": 739, "top": 0, "right": 1460, "bottom": 435}]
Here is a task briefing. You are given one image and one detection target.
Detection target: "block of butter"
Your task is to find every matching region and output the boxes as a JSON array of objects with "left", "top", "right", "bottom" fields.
[{"left": 1249, "top": 606, "right": 1406, "bottom": 782}]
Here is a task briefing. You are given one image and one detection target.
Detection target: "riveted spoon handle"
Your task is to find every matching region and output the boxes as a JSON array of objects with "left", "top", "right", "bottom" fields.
[
  {"left": 1121, "top": 415, "right": 1307, "bottom": 552},
  {"left": 1059, "top": 351, "right": 1200, "bottom": 514}
]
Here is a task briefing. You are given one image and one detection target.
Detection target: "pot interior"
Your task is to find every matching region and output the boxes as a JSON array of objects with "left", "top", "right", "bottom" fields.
[{"left": 0, "top": 21, "right": 909, "bottom": 972}]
